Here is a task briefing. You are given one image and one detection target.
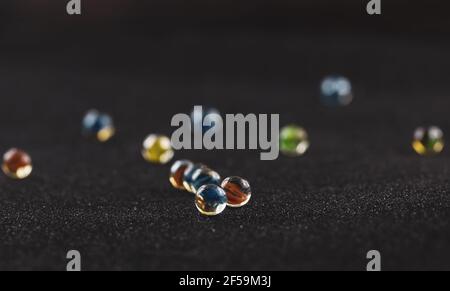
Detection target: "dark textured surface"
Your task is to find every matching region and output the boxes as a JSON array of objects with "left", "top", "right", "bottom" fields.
[{"left": 1, "top": 1, "right": 450, "bottom": 271}]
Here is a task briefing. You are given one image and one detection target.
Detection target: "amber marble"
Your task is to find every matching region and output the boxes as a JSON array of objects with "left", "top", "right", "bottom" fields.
[
  {"left": 170, "top": 160, "right": 193, "bottom": 190},
  {"left": 2, "top": 148, "right": 33, "bottom": 179},
  {"left": 221, "top": 176, "right": 252, "bottom": 207}
]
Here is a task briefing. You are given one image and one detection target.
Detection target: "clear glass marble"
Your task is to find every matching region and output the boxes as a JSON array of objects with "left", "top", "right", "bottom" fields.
[
  {"left": 195, "top": 184, "right": 227, "bottom": 216},
  {"left": 221, "top": 176, "right": 251, "bottom": 207},
  {"left": 189, "top": 167, "right": 221, "bottom": 194}
]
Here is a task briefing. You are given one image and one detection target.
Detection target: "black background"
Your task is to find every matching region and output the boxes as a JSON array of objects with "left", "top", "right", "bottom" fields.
[{"left": 0, "top": 0, "right": 450, "bottom": 270}]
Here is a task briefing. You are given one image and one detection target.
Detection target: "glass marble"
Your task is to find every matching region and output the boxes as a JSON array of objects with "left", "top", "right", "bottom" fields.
[
  {"left": 195, "top": 184, "right": 228, "bottom": 216},
  {"left": 170, "top": 160, "right": 194, "bottom": 190},
  {"left": 191, "top": 106, "right": 221, "bottom": 133},
  {"left": 221, "top": 176, "right": 252, "bottom": 207},
  {"left": 280, "top": 125, "right": 310, "bottom": 156},
  {"left": 2, "top": 148, "right": 33, "bottom": 179},
  {"left": 412, "top": 126, "right": 444, "bottom": 156},
  {"left": 320, "top": 75, "right": 353, "bottom": 106},
  {"left": 142, "top": 134, "right": 174, "bottom": 164},
  {"left": 189, "top": 167, "right": 221, "bottom": 194},
  {"left": 82, "top": 109, "right": 115, "bottom": 142},
  {"left": 183, "top": 163, "right": 207, "bottom": 193}
]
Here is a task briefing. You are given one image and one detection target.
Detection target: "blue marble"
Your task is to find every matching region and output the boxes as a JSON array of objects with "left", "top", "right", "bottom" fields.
[
  {"left": 320, "top": 76, "right": 353, "bottom": 106},
  {"left": 195, "top": 184, "right": 227, "bottom": 216},
  {"left": 190, "top": 167, "right": 221, "bottom": 193},
  {"left": 183, "top": 163, "right": 207, "bottom": 193},
  {"left": 82, "top": 109, "right": 114, "bottom": 140}
]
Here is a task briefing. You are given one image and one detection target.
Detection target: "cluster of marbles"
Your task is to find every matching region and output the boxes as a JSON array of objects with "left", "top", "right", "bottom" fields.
[
  {"left": 5, "top": 87, "right": 445, "bottom": 202},
  {"left": 82, "top": 109, "right": 115, "bottom": 142},
  {"left": 170, "top": 160, "right": 252, "bottom": 216},
  {"left": 2, "top": 148, "right": 33, "bottom": 179},
  {"left": 142, "top": 134, "right": 174, "bottom": 165},
  {"left": 170, "top": 161, "right": 220, "bottom": 193},
  {"left": 182, "top": 163, "right": 221, "bottom": 194}
]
